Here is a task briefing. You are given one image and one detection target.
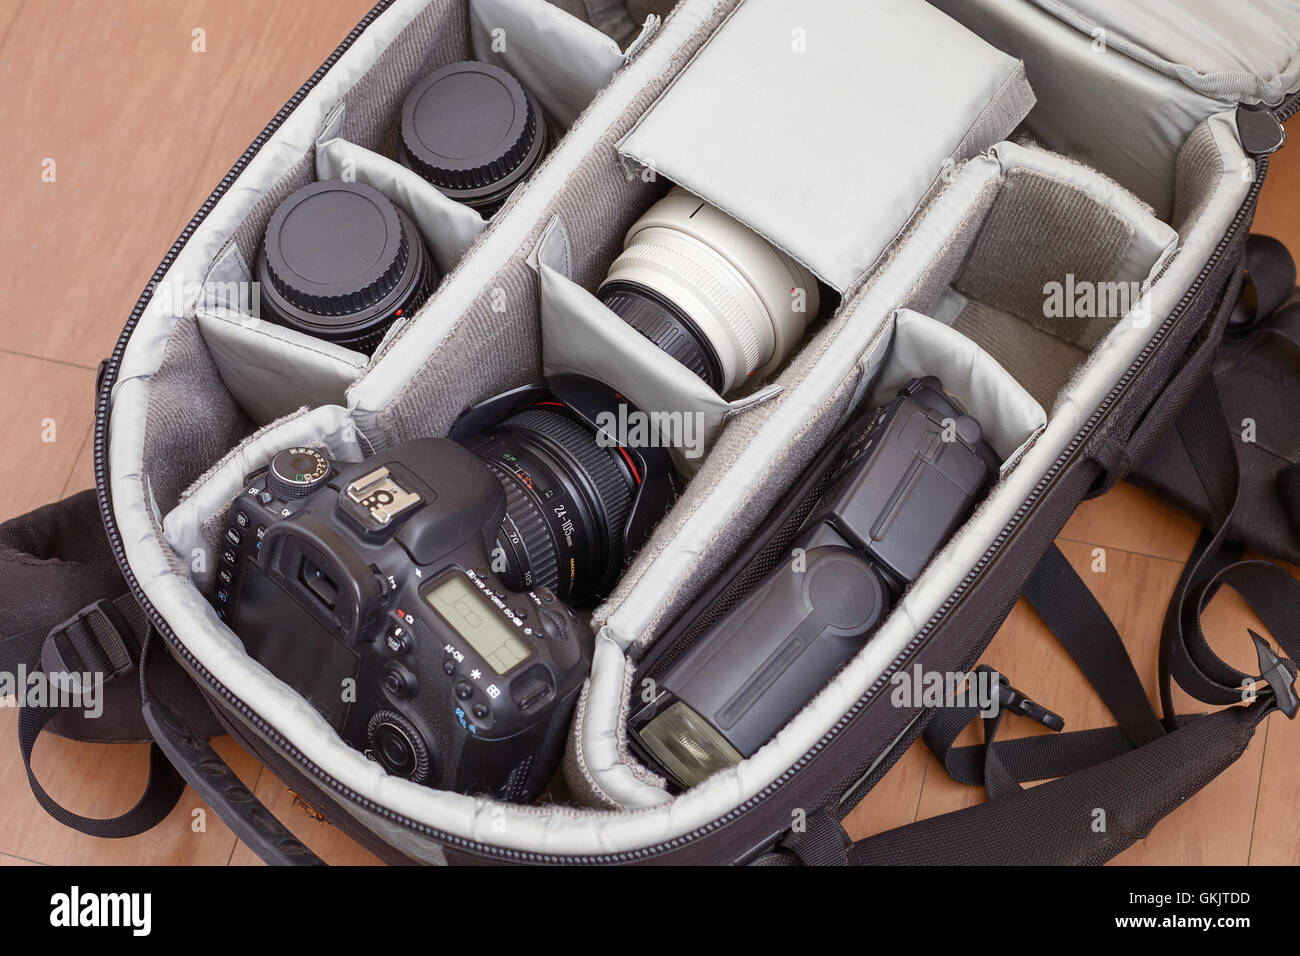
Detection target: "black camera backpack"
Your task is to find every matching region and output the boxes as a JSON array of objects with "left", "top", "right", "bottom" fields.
[{"left": 2, "top": 0, "right": 1299, "bottom": 865}]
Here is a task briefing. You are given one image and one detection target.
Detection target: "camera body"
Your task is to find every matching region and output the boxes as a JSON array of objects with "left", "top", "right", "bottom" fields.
[
  {"left": 214, "top": 440, "right": 592, "bottom": 802},
  {"left": 631, "top": 377, "right": 1001, "bottom": 789}
]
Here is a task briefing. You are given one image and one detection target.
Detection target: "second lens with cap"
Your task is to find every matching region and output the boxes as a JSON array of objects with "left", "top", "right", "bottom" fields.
[
  {"left": 399, "top": 61, "right": 550, "bottom": 213},
  {"left": 257, "top": 180, "right": 436, "bottom": 354}
]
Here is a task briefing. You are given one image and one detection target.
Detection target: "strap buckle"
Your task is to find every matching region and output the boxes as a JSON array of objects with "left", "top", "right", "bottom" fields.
[
  {"left": 40, "top": 599, "right": 141, "bottom": 696},
  {"left": 979, "top": 666, "right": 1066, "bottom": 731},
  {"left": 1249, "top": 629, "right": 1299, "bottom": 719}
]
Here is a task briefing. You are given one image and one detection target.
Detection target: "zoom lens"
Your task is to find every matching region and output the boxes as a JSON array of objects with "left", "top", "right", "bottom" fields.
[
  {"left": 598, "top": 187, "right": 820, "bottom": 395},
  {"left": 460, "top": 404, "right": 638, "bottom": 603},
  {"left": 256, "top": 181, "right": 436, "bottom": 354},
  {"left": 399, "top": 61, "right": 551, "bottom": 215}
]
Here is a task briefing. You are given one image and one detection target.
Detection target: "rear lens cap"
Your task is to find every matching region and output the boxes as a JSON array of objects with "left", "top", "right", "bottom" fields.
[
  {"left": 399, "top": 61, "right": 549, "bottom": 212},
  {"left": 256, "top": 180, "right": 435, "bottom": 354}
]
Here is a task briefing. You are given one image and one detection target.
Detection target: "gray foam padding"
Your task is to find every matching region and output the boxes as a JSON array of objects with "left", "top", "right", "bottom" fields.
[{"left": 616, "top": 0, "right": 1036, "bottom": 291}]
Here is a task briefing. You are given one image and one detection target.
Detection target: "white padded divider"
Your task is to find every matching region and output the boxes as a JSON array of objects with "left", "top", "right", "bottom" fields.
[
  {"left": 992, "top": 142, "right": 1179, "bottom": 290},
  {"left": 195, "top": 241, "right": 369, "bottom": 424},
  {"left": 469, "top": 0, "right": 634, "bottom": 127},
  {"left": 315, "top": 103, "right": 488, "bottom": 274},
  {"left": 537, "top": 259, "right": 780, "bottom": 473},
  {"left": 869, "top": 310, "right": 1046, "bottom": 470},
  {"left": 616, "top": 0, "right": 1035, "bottom": 291}
]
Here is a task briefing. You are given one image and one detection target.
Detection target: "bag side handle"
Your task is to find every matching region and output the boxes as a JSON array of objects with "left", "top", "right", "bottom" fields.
[{"left": 137, "top": 631, "right": 325, "bottom": 866}]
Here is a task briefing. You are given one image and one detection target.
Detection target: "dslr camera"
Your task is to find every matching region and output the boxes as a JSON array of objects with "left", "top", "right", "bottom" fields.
[
  {"left": 631, "top": 377, "right": 1001, "bottom": 789},
  {"left": 215, "top": 376, "right": 679, "bottom": 801}
]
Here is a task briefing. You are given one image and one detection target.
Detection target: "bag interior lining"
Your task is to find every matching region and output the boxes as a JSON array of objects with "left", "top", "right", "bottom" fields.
[
  {"left": 578, "top": 115, "right": 1247, "bottom": 813},
  {"left": 110, "top": 0, "right": 1261, "bottom": 856},
  {"left": 197, "top": 0, "right": 651, "bottom": 432}
]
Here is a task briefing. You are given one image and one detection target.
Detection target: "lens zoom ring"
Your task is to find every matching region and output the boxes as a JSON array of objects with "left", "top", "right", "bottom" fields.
[
  {"left": 482, "top": 458, "right": 558, "bottom": 593},
  {"left": 615, "top": 240, "right": 761, "bottom": 372},
  {"left": 501, "top": 409, "right": 634, "bottom": 572}
]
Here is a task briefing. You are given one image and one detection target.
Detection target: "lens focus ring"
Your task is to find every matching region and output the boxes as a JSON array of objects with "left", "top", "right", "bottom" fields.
[
  {"left": 501, "top": 409, "right": 634, "bottom": 577},
  {"left": 611, "top": 238, "right": 762, "bottom": 372}
]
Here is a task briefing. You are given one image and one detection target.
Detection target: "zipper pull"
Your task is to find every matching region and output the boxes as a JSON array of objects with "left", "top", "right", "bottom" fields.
[{"left": 1237, "top": 104, "right": 1287, "bottom": 156}]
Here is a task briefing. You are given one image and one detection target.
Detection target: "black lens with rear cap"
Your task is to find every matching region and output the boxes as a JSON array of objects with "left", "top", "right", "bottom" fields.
[
  {"left": 256, "top": 180, "right": 436, "bottom": 354},
  {"left": 399, "top": 61, "right": 550, "bottom": 214}
]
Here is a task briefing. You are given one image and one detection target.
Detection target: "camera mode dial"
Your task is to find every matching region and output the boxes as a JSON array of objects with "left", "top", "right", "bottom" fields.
[{"left": 267, "top": 447, "right": 331, "bottom": 500}]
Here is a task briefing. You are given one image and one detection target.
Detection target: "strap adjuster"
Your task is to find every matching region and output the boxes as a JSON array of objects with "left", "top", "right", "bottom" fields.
[
  {"left": 40, "top": 599, "right": 140, "bottom": 696},
  {"left": 978, "top": 666, "right": 1066, "bottom": 731}
]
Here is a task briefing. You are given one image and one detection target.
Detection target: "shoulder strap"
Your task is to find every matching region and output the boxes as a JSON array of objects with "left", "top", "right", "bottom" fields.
[{"left": 17, "top": 599, "right": 185, "bottom": 838}]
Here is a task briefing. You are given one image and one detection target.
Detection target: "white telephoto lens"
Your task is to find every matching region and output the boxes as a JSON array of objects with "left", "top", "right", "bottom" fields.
[{"left": 599, "top": 187, "right": 820, "bottom": 395}]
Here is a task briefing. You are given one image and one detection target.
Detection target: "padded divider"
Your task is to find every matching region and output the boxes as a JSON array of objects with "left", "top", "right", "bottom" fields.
[
  {"left": 868, "top": 310, "right": 1046, "bottom": 472},
  {"left": 928, "top": 0, "right": 1235, "bottom": 218},
  {"left": 163, "top": 405, "right": 364, "bottom": 594},
  {"left": 315, "top": 103, "right": 487, "bottom": 273},
  {"left": 903, "top": 141, "right": 1179, "bottom": 411},
  {"left": 195, "top": 241, "right": 370, "bottom": 424},
  {"left": 535, "top": 222, "right": 780, "bottom": 473},
  {"left": 469, "top": 0, "right": 636, "bottom": 127},
  {"left": 616, "top": 0, "right": 1035, "bottom": 291}
]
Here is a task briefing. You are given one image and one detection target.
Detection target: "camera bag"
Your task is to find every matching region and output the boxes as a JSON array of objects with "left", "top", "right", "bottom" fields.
[{"left": 3, "top": 0, "right": 1300, "bottom": 864}]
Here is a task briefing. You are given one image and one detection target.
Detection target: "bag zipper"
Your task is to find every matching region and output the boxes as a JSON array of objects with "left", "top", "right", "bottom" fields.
[{"left": 91, "top": 11, "right": 1288, "bottom": 859}]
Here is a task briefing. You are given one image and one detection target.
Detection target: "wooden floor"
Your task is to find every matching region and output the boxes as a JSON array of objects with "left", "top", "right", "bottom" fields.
[{"left": 0, "top": 0, "right": 1296, "bottom": 866}]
